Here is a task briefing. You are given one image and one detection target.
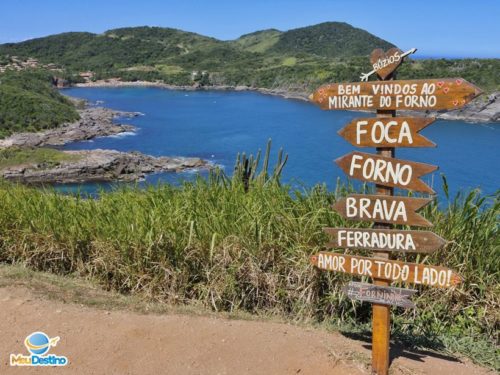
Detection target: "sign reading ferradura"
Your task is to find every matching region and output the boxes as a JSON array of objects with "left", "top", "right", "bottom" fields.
[
  {"left": 310, "top": 78, "right": 482, "bottom": 111},
  {"left": 335, "top": 151, "right": 437, "bottom": 193},
  {"left": 308, "top": 47, "right": 475, "bottom": 375},
  {"left": 332, "top": 195, "right": 433, "bottom": 227},
  {"left": 323, "top": 228, "right": 446, "bottom": 253},
  {"left": 338, "top": 117, "right": 436, "bottom": 148},
  {"left": 343, "top": 282, "right": 417, "bottom": 309},
  {"left": 310, "top": 252, "right": 462, "bottom": 288}
]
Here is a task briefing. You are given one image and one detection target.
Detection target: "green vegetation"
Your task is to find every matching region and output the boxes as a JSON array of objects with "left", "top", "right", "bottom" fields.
[
  {"left": 231, "top": 29, "right": 282, "bottom": 53},
  {"left": 0, "top": 147, "right": 80, "bottom": 169},
  {"left": 0, "top": 70, "right": 79, "bottom": 138},
  {"left": 1, "top": 23, "right": 498, "bottom": 93},
  {"left": 0, "top": 147, "right": 497, "bottom": 369}
]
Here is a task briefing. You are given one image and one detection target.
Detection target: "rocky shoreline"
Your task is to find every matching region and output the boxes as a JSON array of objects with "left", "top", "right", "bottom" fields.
[
  {"left": 74, "top": 80, "right": 500, "bottom": 123},
  {"left": 0, "top": 105, "right": 209, "bottom": 184},
  {"left": 0, "top": 106, "right": 138, "bottom": 148},
  {"left": 1, "top": 149, "right": 207, "bottom": 184}
]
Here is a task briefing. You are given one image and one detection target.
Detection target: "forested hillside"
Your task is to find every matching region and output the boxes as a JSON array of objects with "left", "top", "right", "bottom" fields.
[
  {"left": 0, "top": 70, "right": 79, "bottom": 138},
  {"left": 1, "top": 22, "right": 498, "bottom": 93}
]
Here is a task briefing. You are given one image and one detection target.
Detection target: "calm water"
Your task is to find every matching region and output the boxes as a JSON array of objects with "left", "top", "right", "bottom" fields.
[{"left": 61, "top": 87, "right": 499, "bottom": 198}]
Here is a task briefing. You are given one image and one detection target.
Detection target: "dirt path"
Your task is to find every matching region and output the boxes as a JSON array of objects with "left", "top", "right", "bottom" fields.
[{"left": 0, "top": 285, "right": 493, "bottom": 374}]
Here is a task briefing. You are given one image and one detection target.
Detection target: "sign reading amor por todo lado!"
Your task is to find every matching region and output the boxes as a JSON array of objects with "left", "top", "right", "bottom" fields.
[
  {"left": 335, "top": 151, "right": 437, "bottom": 194},
  {"left": 323, "top": 227, "right": 446, "bottom": 253},
  {"left": 310, "top": 252, "right": 462, "bottom": 288},
  {"left": 310, "top": 78, "right": 482, "bottom": 111},
  {"left": 338, "top": 117, "right": 436, "bottom": 148},
  {"left": 332, "top": 195, "right": 433, "bottom": 227},
  {"left": 343, "top": 281, "right": 417, "bottom": 309}
]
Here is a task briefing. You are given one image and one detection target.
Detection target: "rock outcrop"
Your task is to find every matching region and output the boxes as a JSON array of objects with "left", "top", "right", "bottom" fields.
[
  {"left": 0, "top": 107, "right": 137, "bottom": 148},
  {"left": 1, "top": 149, "right": 208, "bottom": 184}
]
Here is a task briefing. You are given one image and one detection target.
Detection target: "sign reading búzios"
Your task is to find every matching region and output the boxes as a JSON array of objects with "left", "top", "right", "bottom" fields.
[
  {"left": 310, "top": 78, "right": 482, "bottom": 111},
  {"left": 310, "top": 252, "right": 462, "bottom": 288}
]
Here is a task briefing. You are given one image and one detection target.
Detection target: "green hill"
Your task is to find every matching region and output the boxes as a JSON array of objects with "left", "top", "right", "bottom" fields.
[
  {"left": 270, "top": 22, "right": 395, "bottom": 58},
  {"left": 0, "top": 22, "right": 395, "bottom": 72}
]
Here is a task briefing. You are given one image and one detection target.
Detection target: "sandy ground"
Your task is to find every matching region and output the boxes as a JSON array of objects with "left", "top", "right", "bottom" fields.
[{"left": 0, "top": 285, "right": 494, "bottom": 375}]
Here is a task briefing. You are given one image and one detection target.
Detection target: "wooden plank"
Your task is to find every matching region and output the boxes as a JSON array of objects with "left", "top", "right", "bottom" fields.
[
  {"left": 332, "top": 194, "right": 433, "bottom": 227},
  {"left": 309, "top": 78, "right": 482, "bottom": 111},
  {"left": 335, "top": 151, "right": 437, "bottom": 194},
  {"left": 343, "top": 281, "right": 417, "bottom": 308},
  {"left": 338, "top": 117, "right": 436, "bottom": 148},
  {"left": 310, "top": 252, "right": 462, "bottom": 288},
  {"left": 370, "top": 48, "right": 404, "bottom": 80},
  {"left": 324, "top": 227, "right": 446, "bottom": 253}
]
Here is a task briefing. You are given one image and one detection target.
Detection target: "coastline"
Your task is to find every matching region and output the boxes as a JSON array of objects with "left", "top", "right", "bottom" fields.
[
  {"left": 73, "top": 80, "right": 500, "bottom": 123},
  {"left": 0, "top": 104, "right": 209, "bottom": 184},
  {"left": 73, "top": 80, "right": 311, "bottom": 102}
]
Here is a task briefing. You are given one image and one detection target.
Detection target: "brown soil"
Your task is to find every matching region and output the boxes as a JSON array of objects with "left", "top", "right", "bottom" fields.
[{"left": 0, "top": 285, "right": 493, "bottom": 375}]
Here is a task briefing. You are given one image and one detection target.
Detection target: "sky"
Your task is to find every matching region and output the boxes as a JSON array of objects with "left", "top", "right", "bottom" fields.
[{"left": 0, "top": 0, "right": 498, "bottom": 58}]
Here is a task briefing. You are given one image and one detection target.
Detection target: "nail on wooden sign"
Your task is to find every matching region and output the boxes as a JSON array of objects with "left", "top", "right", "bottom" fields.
[
  {"left": 335, "top": 151, "right": 437, "bottom": 194},
  {"left": 343, "top": 281, "right": 417, "bottom": 309},
  {"left": 323, "top": 227, "right": 446, "bottom": 253},
  {"left": 332, "top": 195, "right": 433, "bottom": 227},
  {"left": 310, "top": 252, "right": 462, "bottom": 288},
  {"left": 338, "top": 117, "right": 436, "bottom": 148},
  {"left": 309, "top": 78, "right": 482, "bottom": 111}
]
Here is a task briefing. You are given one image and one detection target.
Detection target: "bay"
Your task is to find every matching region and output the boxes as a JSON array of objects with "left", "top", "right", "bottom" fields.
[{"left": 61, "top": 87, "right": 499, "bottom": 198}]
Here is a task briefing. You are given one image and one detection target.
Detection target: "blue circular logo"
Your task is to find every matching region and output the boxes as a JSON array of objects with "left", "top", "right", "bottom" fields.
[{"left": 25, "top": 332, "right": 51, "bottom": 355}]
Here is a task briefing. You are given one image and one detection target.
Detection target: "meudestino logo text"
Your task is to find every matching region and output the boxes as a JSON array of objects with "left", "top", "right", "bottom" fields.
[{"left": 10, "top": 331, "right": 68, "bottom": 367}]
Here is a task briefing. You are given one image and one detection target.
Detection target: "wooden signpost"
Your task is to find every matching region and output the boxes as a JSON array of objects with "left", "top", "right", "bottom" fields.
[{"left": 308, "top": 47, "right": 476, "bottom": 375}]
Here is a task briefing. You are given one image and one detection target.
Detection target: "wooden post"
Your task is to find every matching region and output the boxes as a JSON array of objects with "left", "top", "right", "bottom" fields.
[{"left": 371, "top": 109, "right": 395, "bottom": 375}]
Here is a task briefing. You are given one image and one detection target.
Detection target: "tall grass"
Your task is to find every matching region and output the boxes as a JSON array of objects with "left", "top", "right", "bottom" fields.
[{"left": 0, "top": 147, "right": 497, "bottom": 367}]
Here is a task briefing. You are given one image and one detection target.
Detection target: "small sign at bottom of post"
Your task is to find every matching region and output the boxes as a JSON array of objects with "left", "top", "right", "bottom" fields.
[{"left": 343, "top": 281, "right": 417, "bottom": 309}]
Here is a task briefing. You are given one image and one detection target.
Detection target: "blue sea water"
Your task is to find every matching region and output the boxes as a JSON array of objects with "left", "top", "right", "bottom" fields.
[{"left": 60, "top": 87, "right": 499, "bottom": 198}]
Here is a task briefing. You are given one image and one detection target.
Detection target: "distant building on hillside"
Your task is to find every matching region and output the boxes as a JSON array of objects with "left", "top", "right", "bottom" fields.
[{"left": 79, "top": 71, "right": 95, "bottom": 82}]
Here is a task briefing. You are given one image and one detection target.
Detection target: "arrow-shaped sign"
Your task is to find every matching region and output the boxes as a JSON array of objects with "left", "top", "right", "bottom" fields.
[
  {"left": 343, "top": 281, "right": 417, "bottom": 308},
  {"left": 338, "top": 117, "right": 436, "bottom": 148},
  {"left": 360, "top": 47, "right": 417, "bottom": 82},
  {"left": 332, "top": 194, "right": 432, "bottom": 227},
  {"left": 335, "top": 151, "right": 437, "bottom": 194},
  {"left": 309, "top": 78, "right": 482, "bottom": 111},
  {"left": 323, "top": 227, "right": 447, "bottom": 253},
  {"left": 332, "top": 195, "right": 433, "bottom": 227},
  {"left": 310, "top": 252, "right": 462, "bottom": 288}
]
